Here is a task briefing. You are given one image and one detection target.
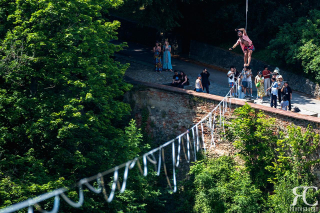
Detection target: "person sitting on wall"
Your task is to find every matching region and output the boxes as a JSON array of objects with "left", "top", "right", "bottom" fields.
[
  {"left": 172, "top": 70, "right": 181, "bottom": 87},
  {"left": 179, "top": 71, "right": 189, "bottom": 88},
  {"left": 229, "top": 28, "right": 255, "bottom": 67}
]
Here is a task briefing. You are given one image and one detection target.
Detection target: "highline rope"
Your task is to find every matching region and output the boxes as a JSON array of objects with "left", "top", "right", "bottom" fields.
[{"left": 0, "top": 90, "right": 232, "bottom": 213}]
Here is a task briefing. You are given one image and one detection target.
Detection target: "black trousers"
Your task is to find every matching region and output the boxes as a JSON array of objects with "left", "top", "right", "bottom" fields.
[
  {"left": 288, "top": 99, "right": 291, "bottom": 111},
  {"left": 278, "top": 89, "right": 282, "bottom": 103}
]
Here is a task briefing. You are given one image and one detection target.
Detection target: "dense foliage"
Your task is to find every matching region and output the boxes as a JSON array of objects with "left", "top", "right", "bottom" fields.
[
  {"left": 269, "top": 10, "right": 320, "bottom": 81},
  {"left": 190, "top": 156, "right": 263, "bottom": 213},
  {"left": 0, "top": 0, "right": 164, "bottom": 212},
  {"left": 173, "top": 104, "right": 320, "bottom": 213}
]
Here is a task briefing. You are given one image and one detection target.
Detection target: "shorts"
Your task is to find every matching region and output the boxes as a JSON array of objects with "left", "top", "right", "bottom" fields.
[
  {"left": 242, "top": 81, "right": 247, "bottom": 88},
  {"left": 244, "top": 45, "right": 255, "bottom": 52},
  {"left": 247, "top": 81, "right": 252, "bottom": 89},
  {"left": 196, "top": 88, "right": 203, "bottom": 92},
  {"left": 229, "top": 82, "right": 234, "bottom": 87}
]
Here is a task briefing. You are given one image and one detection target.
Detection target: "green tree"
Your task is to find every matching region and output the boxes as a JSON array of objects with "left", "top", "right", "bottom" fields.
[
  {"left": 269, "top": 10, "right": 320, "bottom": 81},
  {"left": 0, "top": 0, "right": 162, "bottom": 212},
  {"left": 225, "top": 103, "right": 277, "bottom": 191},
  {"left": 189, "top": 156, "right": 263, "bottom": 213}
]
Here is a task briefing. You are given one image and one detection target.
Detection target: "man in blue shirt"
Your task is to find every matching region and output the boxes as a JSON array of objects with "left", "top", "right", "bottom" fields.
[{"left": 266, "top": 77, "right": 278, "bottom": 108}]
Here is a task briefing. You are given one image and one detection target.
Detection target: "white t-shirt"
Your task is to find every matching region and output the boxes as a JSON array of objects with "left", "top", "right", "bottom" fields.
[
  {"left": 246, "top": 70, "right": 252, "bottom": 82},
  {"left": 195, "top": 79, "right": 201, "bottom": 89},
  {"left": 227, "top": 71, "right": 234, "bottom": 83}
]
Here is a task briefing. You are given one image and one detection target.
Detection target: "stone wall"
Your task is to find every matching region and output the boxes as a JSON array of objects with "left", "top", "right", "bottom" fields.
[
  {"left": 189, "top": 40, "right": 320, "bottom": 99},
  {"left": 125, "top": 81, "right": 320, "bottom": 147},
  {"left": 124, "top": 78, "right": 320, "bottom": 182}
]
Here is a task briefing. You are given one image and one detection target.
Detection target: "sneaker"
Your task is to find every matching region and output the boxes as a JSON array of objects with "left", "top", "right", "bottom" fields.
[{"left": 251, "top": 95, "right": 253, "bottom": 98}]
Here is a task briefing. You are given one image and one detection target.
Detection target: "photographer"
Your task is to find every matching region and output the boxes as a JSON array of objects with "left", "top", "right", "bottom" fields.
[
  {"left": 281, "top": 81, "right": 292, "bottom": 111},
  {"left": 266, "top": 77, "right": 278, "bottom": 108},
  {"left": 227, "top": 66, "right": 235, "bottom": 97}
]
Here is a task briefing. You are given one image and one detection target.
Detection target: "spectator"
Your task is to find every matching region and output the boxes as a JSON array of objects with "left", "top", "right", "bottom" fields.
[
  {"left": 281, "top": 81, "right": 292, "bottom": 111},
  {"left": 200, "top": 68, "right": 210, "bottom": 93},
  {"left": 245, "top": 66, "right": 253, "bottom": 98},
  {"left": 241, "top": 66, "right": 248, "bottom": 97},
  {"left": 153, "top": 41, "right": 162, "bottom": 72},
  {"left": 227, "top": 66, "right": 235, "bottom": 97},
  {"left": 179, "top": 71, "right": 189, "bottom": 88},
  {"left": 255, "top": 71, "right": 265, "bottom": 101},
  {"left": 195, "top": 75, "right": 203, "bottom": 92},
  {"left": 172, "top": 70, "right": 181, "bottom": 87},
  {"left": 234, "top": 67, "right": 240, "bottom": 97},
  {"left": 262, "top": 66, "right": 272, "bottom": 96},
  {"left": 266, "top": 77, "right": 278, "bottom": 108},
  {"left": 277, "top": 75, "right": 284, "bottom": 104},
  {"left": 163, "top": 40, "right": 173, "bottom": 72},
  {"left": 281, "top": 94, "right": 289, "bottom": 111},
  {"left": 273, "top": 69, "right": 280, "bottom": 79},
  {"left": 237, "top": 74, "right": 244, "bottom": 99}
]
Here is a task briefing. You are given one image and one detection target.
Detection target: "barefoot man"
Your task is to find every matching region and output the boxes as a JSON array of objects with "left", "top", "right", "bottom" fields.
[{"left": 229, "top": 28, "right": 255, "bottom": 67}]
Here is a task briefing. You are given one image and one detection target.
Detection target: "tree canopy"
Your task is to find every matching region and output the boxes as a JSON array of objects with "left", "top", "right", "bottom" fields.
[{"left": 0, "top": 0, "right": 163, "bottom": 212}]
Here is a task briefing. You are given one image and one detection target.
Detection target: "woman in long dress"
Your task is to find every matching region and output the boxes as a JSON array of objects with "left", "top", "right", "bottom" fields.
[
  {"left": 153, "top": 41, "right": 162, "bottom": 72},
  {"left": 163, "top": 40, "right": 173, "bottom": 72},
  {"left": 255, "top": 71, "right": 265, "bottom": 101}
]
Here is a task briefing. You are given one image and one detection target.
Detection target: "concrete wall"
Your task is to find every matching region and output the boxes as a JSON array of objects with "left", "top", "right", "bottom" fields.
[{"left": 189, "top": 40, "right": 320, "bottom": 98}]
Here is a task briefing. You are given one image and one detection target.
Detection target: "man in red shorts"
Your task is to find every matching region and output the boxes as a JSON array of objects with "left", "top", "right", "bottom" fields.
[{"left": 229, "top": 28, "right": 255, "bottom": 67}]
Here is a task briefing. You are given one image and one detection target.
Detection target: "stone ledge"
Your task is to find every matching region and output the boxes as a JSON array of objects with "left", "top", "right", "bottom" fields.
[{"left": 125, "top": 76, "right": 320, "bottom": 124}]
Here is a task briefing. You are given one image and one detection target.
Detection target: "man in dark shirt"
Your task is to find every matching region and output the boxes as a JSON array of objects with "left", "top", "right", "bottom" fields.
[
  {"left": 172, "top": 70, "right": 181, "bottom": 87},
  {"left": 281, "top": 81, "right": 292, "bottom": 111},
  {"left": 200, "top": 68, "right": 210, "bottom": 93}
]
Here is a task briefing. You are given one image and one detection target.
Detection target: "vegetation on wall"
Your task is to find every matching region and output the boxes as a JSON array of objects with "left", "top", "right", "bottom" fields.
[{"left": 171, "top": 104, "right": 320, "bottom": 213}]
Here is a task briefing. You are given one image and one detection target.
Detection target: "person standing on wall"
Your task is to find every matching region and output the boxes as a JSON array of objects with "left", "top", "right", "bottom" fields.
[
  {"left": 200, "top": 68, "right": 210, "bottom": 93},
  {"left": 229, "top": 28, "right": 255, "bottom": 67},
  {"left": 195, "top": 75, "right": 204, "bottom": 92},
  {"left": 227, "top": 66, "right": 235, "bottom": 97},
  {"left": 266, "top": 77, "right": 278, "bottom": 108},
  {"left": 281, "top": 81, "right": 292, "bottom": 111},
  {"left": 162, "top": 40, "right": 173, "bottom": 72},
  {"left": 262, "top": 66, "right": 271, "bottom": 96}
]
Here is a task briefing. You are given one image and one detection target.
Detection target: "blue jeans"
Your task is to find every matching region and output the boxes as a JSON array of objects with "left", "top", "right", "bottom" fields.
[
  {"left": 270, "top": 95, "right": 277, "bottom": 108},
  {"left": 203, "top": 84, "right": 209, "bottom": 93},
  {"left": 196, "top": 88, "right": 203, "bottom": 92}
]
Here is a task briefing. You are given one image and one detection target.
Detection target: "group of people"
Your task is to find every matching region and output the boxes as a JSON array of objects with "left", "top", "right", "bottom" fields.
[
  {"left": 171, "top": 70, "right": 189, "bottom": 88},
  {"left": 153, "top": 40, "right": 173, "bottom": 72},
  {"left": 155, "top": 29, "right": 294, "bottom": 112},
  {"left": 228, "top": 65, "right": 293, "bottom": 111},
  {"left": 170, "top": 68, "right": 211, "bottom": 93}
]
